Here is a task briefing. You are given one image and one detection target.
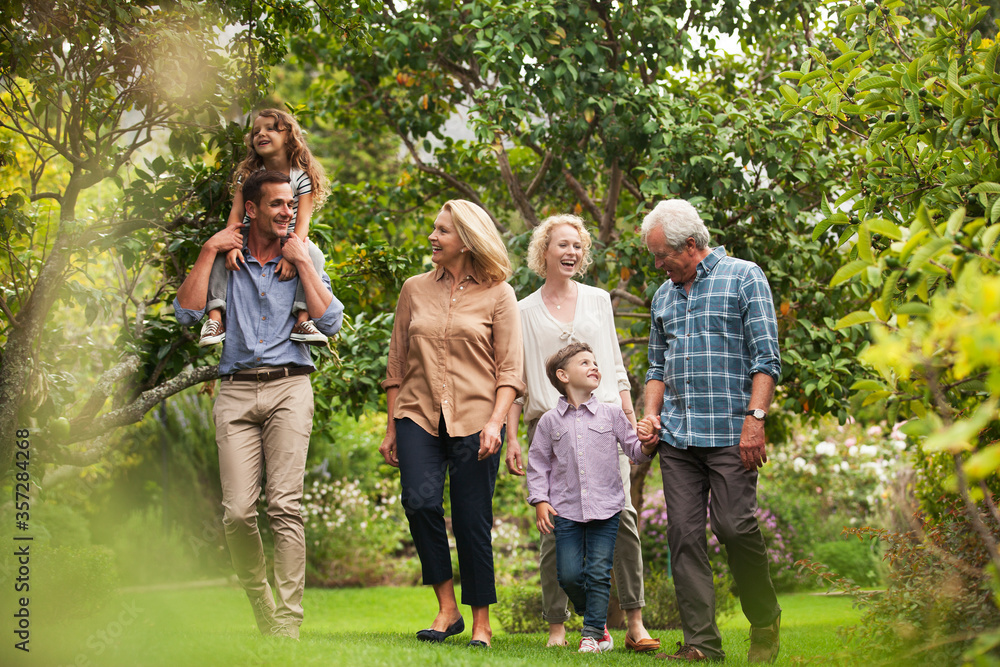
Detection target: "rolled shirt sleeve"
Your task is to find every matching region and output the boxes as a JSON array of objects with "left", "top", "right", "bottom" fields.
[
  {"left": 740, "top": 265, "right": 782, "bottom": 381},
  {"left": 491, "top": 282, "right": 526, "bottom": 396}
]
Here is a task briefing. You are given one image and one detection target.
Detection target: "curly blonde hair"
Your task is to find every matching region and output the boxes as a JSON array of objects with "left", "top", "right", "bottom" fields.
[
  {"left": 526, "top": 214, "right": 593, "bottom": 278},
  {"left": 231, "top": 108, "right": 328, "bottom": 209},
  {"left": 442, "top": 200, "right": 512, "bottom": 283}
]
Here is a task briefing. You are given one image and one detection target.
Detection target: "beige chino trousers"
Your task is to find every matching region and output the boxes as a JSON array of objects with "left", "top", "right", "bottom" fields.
[{"left": 214, "top": 374, "right": 314, "bottom": 628}]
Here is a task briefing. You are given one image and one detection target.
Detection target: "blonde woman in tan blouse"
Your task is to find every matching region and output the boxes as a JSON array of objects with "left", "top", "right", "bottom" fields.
[{"left": 380, "top": 200, "right": 524, "bottom": 648}]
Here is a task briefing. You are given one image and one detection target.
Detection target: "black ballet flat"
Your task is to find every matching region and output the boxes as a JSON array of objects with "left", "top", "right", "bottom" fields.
[
  {"left": 467, "top": 639, "right": 490, "bottom": 648},
  {"left": 416, "top": 616, "right": 464, "bottom": 643}
]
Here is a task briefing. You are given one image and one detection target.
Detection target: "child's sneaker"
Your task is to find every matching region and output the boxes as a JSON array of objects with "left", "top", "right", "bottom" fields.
[
  {"left": 290, "top": 320, "right": 328, "bottom": 346},
  {"left": 199, "top": 320, "right": 225, "bottom": 347},
  {"left": 579, "top": 636, "right": 602, "bottom": 653},
  {"left": 599, "top": 626, "right": 614, "bottom": 652}
]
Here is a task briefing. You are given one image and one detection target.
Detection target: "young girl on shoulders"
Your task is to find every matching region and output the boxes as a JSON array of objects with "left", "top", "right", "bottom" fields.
[{"left": 198, "top": 108, "right": 329, "bottom": 347}]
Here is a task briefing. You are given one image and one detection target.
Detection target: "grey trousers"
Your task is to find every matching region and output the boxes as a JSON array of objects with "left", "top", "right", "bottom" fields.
[
  {"left": 659, "top": 443, "right": 781, "bottom": 660},
  {"left": 528, "top": 419, "right": 646, "bottom": 623},
  {"left": 207, "top": 239, "right": 325, "bottom": 315}
]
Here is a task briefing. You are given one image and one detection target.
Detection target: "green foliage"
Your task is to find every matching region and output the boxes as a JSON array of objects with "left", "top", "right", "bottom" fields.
[
  {"left": 812, "top": 539, "right": 882, "bottom": 587},
  {"left": 803, "top": 500, "right": 1000, "bottom": 664},
  {"left": 302, "top": 474, "right": 418, "bottom": 587},
  {"left": 778, "top": 0, "right": 1000, "bottom": 469},
  {"left": 33, "top": 545, "right": 119, "bottom": 619},
  {"left": 494, "top": 582, "right": 582, "bottom": 635}
]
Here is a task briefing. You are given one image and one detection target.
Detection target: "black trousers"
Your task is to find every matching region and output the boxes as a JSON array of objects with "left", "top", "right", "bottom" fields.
[{"left": 396, "top": 415, "right": 503, "bottom": 607}]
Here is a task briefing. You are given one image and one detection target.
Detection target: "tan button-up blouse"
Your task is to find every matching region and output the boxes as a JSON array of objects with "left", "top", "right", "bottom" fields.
[{"left": 382, "top": 267, "right": 525, "bottom": 438}]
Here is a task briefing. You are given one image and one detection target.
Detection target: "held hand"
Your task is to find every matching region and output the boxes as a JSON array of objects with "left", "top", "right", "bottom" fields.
[
  {"left": 207, "top": 226, "right": 243, "bottom": 259},
  {"left": 478, "top": 420, "right": 504, "bottom": 460},
  {"left": 224, "top": 247, "right": 246, "bottom": 271},
  {"left": 739, "top": 417, "right": 768, "bottom": 471},
  {"left": 504, "top": 437, "right": 525, "bottom": 476},
  {"left": 379, "top": 431, "right": 399, "bottom": 468},
  {"left": 281, "top": 234, "right": 310, "bottom": 269},
  {"left": 535, "top": 502, "right": 557, "bottom": 535},
  {"left": 275, "top": 257, "right": 299, "bottom": 281},
  {"left": 637, "top": 415, "right": 660, "bottom": 446},
  {"left": 640, "top": 439, "right": 659, "bottom": 457}
]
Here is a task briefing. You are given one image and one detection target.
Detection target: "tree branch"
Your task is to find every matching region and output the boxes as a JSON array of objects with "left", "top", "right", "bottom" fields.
[
  {"left": 48, "top": 365, "right": 221, "bottom": 452},
  {"left": 495, "top": 142, "right": 540, "bottom": 227},
  {"left": 71, "top": 355, "right": 142, "bottom": 425},
  {"left": 561, "top": 167, "right": 603, "bottom": 224},
  {"left": 610, "top": 288, "right": 648, "bottom": 307}
]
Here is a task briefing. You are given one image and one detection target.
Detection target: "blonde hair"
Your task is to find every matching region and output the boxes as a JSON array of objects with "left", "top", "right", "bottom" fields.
[
  {"left": 526, "top": 214, "right": 593, "bottom": 278},
  {"left": 442, "top": 200, "right": 512, "bottom": 283},
  {"left": 231, "top": 108, "right": 328, "bottom": 209}
]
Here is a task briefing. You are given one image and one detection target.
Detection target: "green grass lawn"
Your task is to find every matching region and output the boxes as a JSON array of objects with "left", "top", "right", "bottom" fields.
[{"left": 6, "top": 584, "right": 864, "bottom": 666}]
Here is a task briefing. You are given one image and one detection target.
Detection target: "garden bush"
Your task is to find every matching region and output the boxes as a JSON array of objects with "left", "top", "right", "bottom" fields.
[
  {"left": 495, "top": 582, "right": 582, "bottom": 634},
  {"left": 302, "top": 474, "right": 418, "bottom": 586},
  {"left": 812, "top": 538, "right": 882, "bottom": 588},
  {"left": 803, "top": 499, "right": 1000, "bottom": 664}
]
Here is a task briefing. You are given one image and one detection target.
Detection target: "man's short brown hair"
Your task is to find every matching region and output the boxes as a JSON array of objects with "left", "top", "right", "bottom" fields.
[{"left": 545, "top": 342, "right": 594, "bottom": 397}]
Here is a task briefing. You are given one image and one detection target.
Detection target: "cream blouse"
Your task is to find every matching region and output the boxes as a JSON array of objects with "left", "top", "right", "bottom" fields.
[{"left": 517, "top": 282, "right": 631, "bottom": 424}]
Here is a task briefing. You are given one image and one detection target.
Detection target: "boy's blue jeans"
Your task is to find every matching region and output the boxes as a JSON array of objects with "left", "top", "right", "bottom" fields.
[{"left": 553, "top": 512, "right": 621, "bottom": 640}]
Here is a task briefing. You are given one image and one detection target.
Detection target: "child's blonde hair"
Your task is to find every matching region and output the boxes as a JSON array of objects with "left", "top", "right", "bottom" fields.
[{"left": 231, "top": 108, "right": 327, "bottom": 209}]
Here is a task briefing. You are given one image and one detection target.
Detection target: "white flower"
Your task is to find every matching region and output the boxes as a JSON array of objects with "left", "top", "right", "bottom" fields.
[
  {"left": 793, "top": 456, "right": 806, "bottom": 470},
  {"left": 860, "top": 445, "right": 879, "bottom": 457},
  {"left": 815, "top": 441, "right": 837, "bottom": 456},
  {"left": 848, "top": 445, "right": 859, "bottom": 456}
]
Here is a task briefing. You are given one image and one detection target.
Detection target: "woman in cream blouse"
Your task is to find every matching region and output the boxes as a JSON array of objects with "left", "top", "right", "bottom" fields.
[{"left": 505, "top": 214, "right": 659, "bottom": 652}]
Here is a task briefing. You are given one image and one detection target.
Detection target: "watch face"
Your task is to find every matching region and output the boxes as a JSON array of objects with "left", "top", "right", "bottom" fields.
[{"left": 749, "top": 409, "right": 766, "bottom": 420}]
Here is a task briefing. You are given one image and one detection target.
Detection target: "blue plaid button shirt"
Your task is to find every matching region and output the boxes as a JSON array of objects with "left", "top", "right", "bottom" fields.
[{"left": 645, "top": 247, "right": 781, "bottom": 449}]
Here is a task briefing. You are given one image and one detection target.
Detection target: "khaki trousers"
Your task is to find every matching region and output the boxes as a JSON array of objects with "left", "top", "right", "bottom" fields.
[
  {"left": 214, "top": 374, "right": 314, "bottom": 628},
  {"left": 527, "top": 418, "right": 646, "bottom": 623}
]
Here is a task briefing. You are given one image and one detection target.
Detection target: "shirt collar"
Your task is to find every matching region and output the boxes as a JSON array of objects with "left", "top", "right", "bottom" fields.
[
  {"left": 433, "top": 266, "right": 483, "bottom": 284},
  {"left": 672, "top": 246, "right": 727, "bottom": 292},
  {"left": 556, "top": 394, "right": 600, "bottom": 416},
  {"left": 697, "top": 246, "right": 727, "bottom": 278}
]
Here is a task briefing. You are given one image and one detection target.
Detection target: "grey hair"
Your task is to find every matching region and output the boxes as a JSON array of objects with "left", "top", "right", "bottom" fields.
[{"left": 640, "top": 199, "right": 711, "bottom": 250}]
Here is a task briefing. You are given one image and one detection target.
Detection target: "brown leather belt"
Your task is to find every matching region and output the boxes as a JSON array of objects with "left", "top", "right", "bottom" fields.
[{"left": 221, "top": 366, "right": 313, "bottom": 382}]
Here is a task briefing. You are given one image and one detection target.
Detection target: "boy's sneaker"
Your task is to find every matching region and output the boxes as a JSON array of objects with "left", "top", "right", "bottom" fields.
[
  {"left": 198, "top": 320, "right": 225, "bottom": 347},
  {"left": 579, "top": 637, "right": 602, "bottom": 653},
  {"left": 599, "top": 626, "right": 614, "bottom": 652},
  {"left": 290, "top": 320, "right": 328, "bottom": 346}
]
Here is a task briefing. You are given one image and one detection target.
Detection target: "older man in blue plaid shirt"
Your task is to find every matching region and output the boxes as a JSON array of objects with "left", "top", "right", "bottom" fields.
[{"left": 636, "top": 199, "right": 782, "bottom": 664}]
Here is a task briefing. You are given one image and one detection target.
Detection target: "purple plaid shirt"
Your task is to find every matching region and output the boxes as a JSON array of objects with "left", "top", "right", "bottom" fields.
[{"left": 526, "top": 395, "right": 651, "bottom": 522}]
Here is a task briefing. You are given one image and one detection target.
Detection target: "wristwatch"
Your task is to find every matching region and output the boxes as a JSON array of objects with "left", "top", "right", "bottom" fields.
[{"left": 746, "top": 409, "right": 767, "bottom": 421}]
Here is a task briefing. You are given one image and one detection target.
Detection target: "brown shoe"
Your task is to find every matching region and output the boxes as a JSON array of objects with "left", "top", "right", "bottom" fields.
[
  {"left": 198, "top": 319, "right": 225, "bottom": 347},
  {"left": 748, "top": 613, "right": 781, "bottom": 663},
  {"left": 625, "top": 633, "right": 662, "bottom": 653},
  {"left": 656, "top": 642, "right": 708, "bottom": 661},
  {"left": 289, "top": 320, "right": 328, "bottom": 346}
]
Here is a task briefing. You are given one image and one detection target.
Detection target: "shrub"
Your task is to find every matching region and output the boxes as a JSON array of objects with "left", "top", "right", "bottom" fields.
[
  {"left": 812, "top": 539, "right": 881, "bottom": 588},
  {"left": 303, "top": 474, "right": 418, "bottom": 586},
  {"left": 495, "top": 581, "right": 582, "bottom": 634},
  {"left": 801, "top": 500, "right": 1000, "bottom": 664},
  {"left": 34, "top": 545, "right": 119, "bottom": 619}
]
